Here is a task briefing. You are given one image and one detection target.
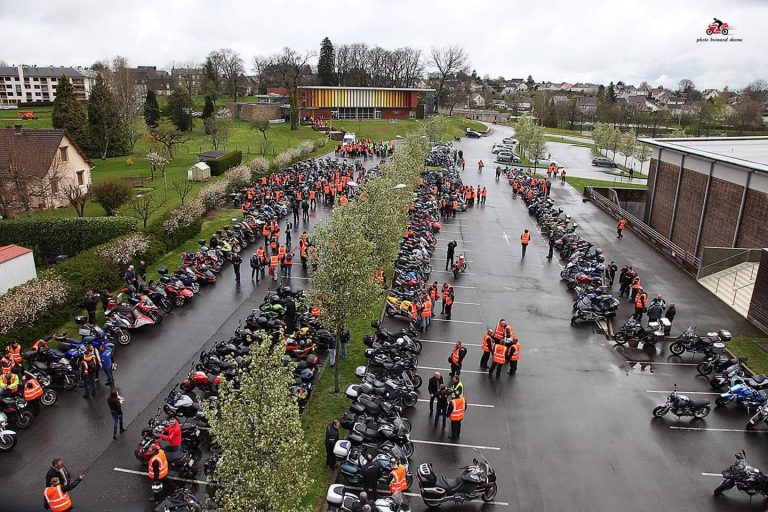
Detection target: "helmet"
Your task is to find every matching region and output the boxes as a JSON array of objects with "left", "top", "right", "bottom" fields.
[
  {"left": 596, "top": 255, "right": 605, "bottom": 263},
  {"left": 215, "top": 230, "right": 222, "bottom": 236},
  {"left": 370, "top": 320, "right": 381, "bottom": 329},
  {"left": 145, "top": 444, "right": 160, "bottom": 457}
]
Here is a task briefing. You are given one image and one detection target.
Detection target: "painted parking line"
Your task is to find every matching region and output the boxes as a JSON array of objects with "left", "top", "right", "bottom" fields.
[
  {"left": 113, "top": 467, "right": 213, "bottom": 486},
  {"left": 670, "top": 426, "right": 767, "bottom": 433},
  {"left": 701, "top": 472, "right": 723, "bottom": 477},
  {"left": 417, "top": 398, "right": 495, "bottom": 408},
  {"left": 453, "top": 301, "right": 481, "bottom": 306},
  {"left": 422, "top": 338, "right": 482, "bottom": 347},
  {"left": 451, "top": 285, "right": 477, "bottom": 289},
  {"left": 625, "top": 361, "right": 699, "bottom": 366},
  {"left": 344, "top": 486, "right": 508, "bottom": 506},
  {"left": 412, "top": 438, "right": 502, "bottom": 451},
  {"left": 418, "top": 365, "right": 489, "bottom": 375},
  {"left": 438, "top": 230, "right": 465, "bottom": 234},
  {"left": 646, "top": 390, "right": 721, "bottom": 395},
  {"left": 431, "top": 318, "right": 483, "bottom": 325}
]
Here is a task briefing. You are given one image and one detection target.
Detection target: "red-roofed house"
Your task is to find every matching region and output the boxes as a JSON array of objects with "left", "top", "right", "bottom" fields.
[{"left": 0, "top": 245, "right": 36, "bottom": 294}]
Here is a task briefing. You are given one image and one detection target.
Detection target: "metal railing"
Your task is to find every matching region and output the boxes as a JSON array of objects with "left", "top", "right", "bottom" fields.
[
  {"left": 697, "top": 248, "right": 763, "bottom": 279},
  {"left": 584, "top": 187, "right": 701, "bottom": 270},
  {"left": 732, "top": 280, "right": 757, "bottom": 307},
  {"left": 714, "top": 262, "right": 759, "bottom": 294}
]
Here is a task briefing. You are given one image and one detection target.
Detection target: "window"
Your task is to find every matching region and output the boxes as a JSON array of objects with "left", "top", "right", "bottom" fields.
[
  {"left": 59, "top": 147, "right": 69, "bottom": 161},
  {"left": 76, "top": 170, "right": 85, "bottom": 186}
]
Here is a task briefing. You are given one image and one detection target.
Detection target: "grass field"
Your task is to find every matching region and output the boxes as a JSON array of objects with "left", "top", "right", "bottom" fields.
[{"left": 729, "top": 337, "right": 768, "bottom": 375}]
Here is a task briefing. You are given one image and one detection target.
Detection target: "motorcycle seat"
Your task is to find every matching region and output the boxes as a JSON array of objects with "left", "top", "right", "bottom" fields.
[
  {"left": 690, "top": 399, "right": 710, "bottom": 408},
  {"left": 31, "top": 361, "right": 49, "bottom": 371},
  {"left": 440, "top": 476, "right": 464, "bottom": 492},
  {"left": 751, "top": 375, "right": 768, "bottom": 385}
]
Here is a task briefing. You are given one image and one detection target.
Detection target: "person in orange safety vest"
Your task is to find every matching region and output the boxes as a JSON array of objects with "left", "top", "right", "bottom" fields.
[
  {"left": 446, "top": 390, "right": 467, "bottom": 439},
  {"left": 489, "top": 338, "right": 510, "bottom": 378},
  {"left": 44, "top": 475, "right": 82, "bottom": 512},
  {"left": 448, "top": 341, "right": 467, "bottom": 377}
]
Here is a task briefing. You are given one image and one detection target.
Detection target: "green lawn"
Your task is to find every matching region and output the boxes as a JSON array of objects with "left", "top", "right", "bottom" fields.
[
  {"left": 566, "top": 176, "right": 648, "bottom": 194},
  {"left": 0, "top": 105, "right": 54, "bottom": 129},
  {"left": 543, "top": 126, "right": 590, "bottom": 137},
  {"left": 728, "top": 337, "right": 768, "bottom": 375}
]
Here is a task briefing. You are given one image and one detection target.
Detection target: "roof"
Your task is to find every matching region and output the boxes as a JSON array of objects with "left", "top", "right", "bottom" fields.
[
  {"left": 0, "top": 128, "right": 92, "bottom": 179},
  {"left": 0, "top": 245, "right": 31, "bottom": 264},
  {"left": 0, "top": 66, "right": 91, "bottom": 78},
  {"left": 639, "top": 137, "right": 768, "bottom": 174},
  {"left": 577, "top": 97, "right": 598, "bottom": 106},
  {"left": 298, "top": 86, "right": 435, "bottom": 92}
]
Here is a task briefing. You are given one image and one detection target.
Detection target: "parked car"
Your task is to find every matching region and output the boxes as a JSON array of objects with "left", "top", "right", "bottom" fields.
[
  {"left": 592, "top": 157, "right": 618, "bottom": 168},
  {"left": 465, "top": 130, "right": 482, "bottom": 138},
  {"left": 497, "top": 151, "right": 521, "bottom": 163},
  {"left": 502, "top": 137, "right": 519, "bottom": 145},
  {"left": 491, "top": 144, "right": 516, "bottom": 154}
]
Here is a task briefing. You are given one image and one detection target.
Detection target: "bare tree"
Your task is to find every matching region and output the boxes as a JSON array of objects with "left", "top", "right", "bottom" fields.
[
  {"left": 430, "top": 45, "right": 469, "bottom": 109},
  {"left": 677, "top": 78, "right": 696, "bottom": 96},
  {"left": 269, "top": 47, "right": 315, "bottom": 130},
  {"left": 209, "top": 49, "right": 245, "bottom": 102},
  {"left": 128, "top": 192, "right": 165, "bottom": 228},
  {"left": 443, "top": 81, "right": 469, "bottom": 115},
  {"left": 204, "top": 118, "right": 230, "bottom": 150},
  {"left": 65, "top": 183, "right": 91, "bottom": 217},
  {"left": 251, "top": 56, "right": 273, "bottom": 95},
  {"left": 170, "top": 178, "right": 193, "bottom": 205},
  {"left": 743, "top": 79, "right": 768, "bottom": 103},
  {"left": 728, "top": 96, "right": 763, "bottom": 134},
  {"left": 148, "top": 119, "right": 189, "bottom": 159}
]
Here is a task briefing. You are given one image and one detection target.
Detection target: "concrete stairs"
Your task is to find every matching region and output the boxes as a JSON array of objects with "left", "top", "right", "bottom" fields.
[{"left": 698, "top": 262, "right": 760, "bottom": 317}]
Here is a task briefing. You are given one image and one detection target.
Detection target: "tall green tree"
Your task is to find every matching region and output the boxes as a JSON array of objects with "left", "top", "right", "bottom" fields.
[
  {"left": 203, "top": 334, "right": 310, "bottom": 512},
  {"left": 317, "top": 37, "right": 336, "bottom": 85},
  {"left": 202, "top": 95, "right": 215, "bottom": 119},
  {"left": 526, "top": 75, "right": 535, "bottom": 90},
  {"left": 87, "top": 73, "right": 127, "bottom": 159},
  {"left": 143, "top": 90, "right": 160, "bottom": 128},
  {"left": 163, "top": 87, "right": 194, "bottom": 131},
  {"left": 200, "top": 56, "right": 220, "bottom": 101},
  {"left": 52, "top": 75, "right": 88, "bottom": 148}
]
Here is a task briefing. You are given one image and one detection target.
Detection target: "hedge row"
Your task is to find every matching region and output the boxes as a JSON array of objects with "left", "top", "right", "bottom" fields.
[
  {"left": 0, "top": 216, "right": 136, "bottom": 263},
  {"left": 208, "top": 150, "right": 243, "bottom": 176}
]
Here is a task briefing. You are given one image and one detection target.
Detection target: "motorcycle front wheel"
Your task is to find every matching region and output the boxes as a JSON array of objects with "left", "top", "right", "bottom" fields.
[
  {"left": 411, "top": 374, "right": 423, "bottom": 389},
  {"left": 482, "top": 482, "right": 498, "bottom": 502},
  {"left": 715, "top": 397, "right": 728, "bottom": 407},
  {"left": 63, "top": 376, "right": 77, "bottom": 391},
  {"left": 413, "top": 340, "right": 423, "bottom": 354},
  {"left": 403, "top": 392, "right": 418, "bottom": 408},
  {"left": 115, "top": 329, "right": 132, "bottom": 346},
  {"left": 669, "top": 342, "right": 684, "bottom": 356},
  {"left": 160, "top": 299, "right": 174, "bottom": 314},
  {"left": 191, "top": 283, "right": 201, "bottom": 294},
  {"left": 614, "top": 332, "right": 629, "bottom": 345},
  {"left": 713, "top": 478, "right": 734, "bottom": 495},
  {"left": 150, "top": 311, "right": 162, "bottom": 324},
  {"left": 175, "top": 296, "right": 186, "bottom": 308},
  {"left": 403, "top": 441, "right": 414, "bottom": 458},
  {"left": 0, "top": 433, "right": 17, "bottom": 451},
  {"left": 652, "top": 406, "right": 669, "bottom": 417},
  {"left": 696, "top": 361, "right": 713, "bottom": 376},
  {"left": 41, "top": 389, "right": 58, "bottom": 406},
  {"left": 14, "top": 411, "right": 33, "bottom": 429}
]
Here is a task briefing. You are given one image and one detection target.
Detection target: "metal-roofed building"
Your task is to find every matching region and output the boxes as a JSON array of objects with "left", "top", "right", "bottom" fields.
[
  {"left": 297, "top": 86, "right": 435, "bottom": 121},
  {"left": 0, "top": 65, "right": 96, "bottom": 106}
]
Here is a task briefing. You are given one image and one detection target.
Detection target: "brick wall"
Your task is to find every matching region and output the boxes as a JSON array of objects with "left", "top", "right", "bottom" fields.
[
  {"left": 649, "top": 160, "right": 679, "bottom": 238},
  {"left": 670, "top": 168, "right": 707, "bottom": 254},
  {"left": 748, "top": 249, "right": 768, "bottom": 334},
  {"left": 227, "top": 103, "right": 281, "bottom": 122},
  {"left": 643, "top": 158, "right": 659, "bottom": 222},
  {"left": 698, "top": 177, "right": 744, "bottom": 248},
  {"left": 737, "top": 189, "right": 768, "bottom": 248}
]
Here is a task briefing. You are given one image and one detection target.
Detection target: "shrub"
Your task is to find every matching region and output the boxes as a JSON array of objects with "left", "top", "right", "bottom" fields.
[
  {"left": 198, "top": 181, "right": 228, "bottom": 212},
  {"left": 92, "top": 177, "right": 134, "bottom": 216},
  {"left": 298, "top": 140, "right": 314, "bottom": 158},
  {"left": 225, "top": 165, "right": 251, "bottom": 191},
  {"left": 0, "top": 275, "right": 69, "bottom": 335},
  {"left": 162, "top": 199, "right": 205, "bottom": 235},
  {"left": 208, "top": 150, "right": 243, "bottom": 176},
  {"left": 0, "top": 216, "right": 136, "bottom": 263},
  {"left": 248, "top": 156, "right": 270, "bottom": 176},
  {"left": 97, "top": 233, "right": 152, "bottom": 265}
]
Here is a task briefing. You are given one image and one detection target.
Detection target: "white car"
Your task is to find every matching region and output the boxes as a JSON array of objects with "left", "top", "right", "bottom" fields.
[
  {"left": 491, "top": 144, "right": 516, "bottom": 154},
  {"left": 502, "top": 137, "right": 519, "bottom": 145},
  {"left": 497, "top": 151, "right": 521, "bottom": 163}
]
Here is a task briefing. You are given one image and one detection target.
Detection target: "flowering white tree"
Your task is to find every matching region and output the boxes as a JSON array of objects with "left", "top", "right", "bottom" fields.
[
  {"left": 203, "top": 332, "right": 310, "bottom": 512},
  {"left": 96, "top": 233, "right": 151, "bottom": 265},
  {"left": 145, "top": 151, "right": 169, "bottom": 181},
  {"left": 0, "top": 275, "right": 69, "bottom": 334}
]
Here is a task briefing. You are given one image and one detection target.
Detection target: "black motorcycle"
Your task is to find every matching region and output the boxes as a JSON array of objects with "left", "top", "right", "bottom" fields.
[
  {"left": 613, "top": 318, "right": 663, "bottom": 346},
  {"left": 669, "top": 326, "right": 731, "bottom": 356},
  {"left": 746, "top": 403, "right": 768, "bottom": 430},
  {"left": 417, "top": 451, "right": 497, "bottom": 507},
  {"left": 652, "top": 388, "right": 711, "bottom": 419},
  {"left": 697, "top": 353, "right": 745, "bottom": 377},
  {"left": 154, "top": 487, "right": 202, "bottom": 512},
  {"left": 714, "top": 450, "right": 768, "bottom": 498}
]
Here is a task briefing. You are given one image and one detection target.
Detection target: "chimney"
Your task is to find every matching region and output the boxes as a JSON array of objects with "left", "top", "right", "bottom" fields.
[{"left": 13, "top": 124, "right": 22, "bottom": 135}]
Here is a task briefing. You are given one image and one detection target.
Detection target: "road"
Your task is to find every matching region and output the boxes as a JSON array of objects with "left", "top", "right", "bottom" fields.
[
  {"left": 377, "top": 124, "right": 766, "bottom": 512},
  {"left": 0, "top": 158, "right": 369, "bottom": 511}
]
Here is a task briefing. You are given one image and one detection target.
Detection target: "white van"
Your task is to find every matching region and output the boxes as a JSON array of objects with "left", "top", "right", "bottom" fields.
[{"left": 343, "top": 132, "right": 356, "bottom": 145}]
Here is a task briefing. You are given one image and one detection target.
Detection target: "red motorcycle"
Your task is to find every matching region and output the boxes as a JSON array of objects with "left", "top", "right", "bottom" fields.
[
  {"left": 706, "top": 22, "right": 729, "bottom": 35},
  {"left": 180, "top": 369, "right": 222, "bottom": 397},
  {"left": 159, "top": 276, "right": 195, "bottom": 308}
]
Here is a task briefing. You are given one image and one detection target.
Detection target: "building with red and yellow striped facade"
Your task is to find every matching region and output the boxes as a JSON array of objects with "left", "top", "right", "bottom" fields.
[{"left": 298, "top": 86, "right": 435, "bottom": 121}]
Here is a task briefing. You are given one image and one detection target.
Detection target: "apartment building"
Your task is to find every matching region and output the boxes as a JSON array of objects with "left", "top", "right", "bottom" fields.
[{"left": 0, "top": 66, "right": 96, "bottom": 106}]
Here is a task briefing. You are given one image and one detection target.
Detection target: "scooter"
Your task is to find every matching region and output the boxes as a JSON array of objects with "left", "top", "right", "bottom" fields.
[{"left": 416, "top": 451, "right": 497, "bottom": 508}]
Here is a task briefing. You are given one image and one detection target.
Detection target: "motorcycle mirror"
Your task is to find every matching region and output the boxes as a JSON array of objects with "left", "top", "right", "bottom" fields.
[{"left": 735, "top": 452, "right": 743, "bottom": 460}]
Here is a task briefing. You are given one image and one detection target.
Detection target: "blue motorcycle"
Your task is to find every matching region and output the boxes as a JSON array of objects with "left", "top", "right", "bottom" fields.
[{"left": 715, "top": 383, "right": 767, "bottom": 408}]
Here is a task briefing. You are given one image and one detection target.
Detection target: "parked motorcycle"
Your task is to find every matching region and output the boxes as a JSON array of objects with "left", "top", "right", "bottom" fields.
[
  {"left": 652, "top": 386, "right": 711, "bottom": 419},
  {"left": 416, "top": 451, "right": 497, "bottom": 507},
  {"left": 669, "top": 326, "right": 731, "bottom": 356},
  {"left": 0, "top": 411, "right": 18, "bottom": 451},
  {"left": 714, "top": 450, "right": 768, "bottom": 498}
]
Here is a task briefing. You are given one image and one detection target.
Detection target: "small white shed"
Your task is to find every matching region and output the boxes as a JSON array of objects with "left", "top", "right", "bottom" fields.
[
  {"left": 187, "top": 162, "right": 211, "bottom": 182},
  {"left": 0, "top": 245, "right": 37, "bottom": 295}
]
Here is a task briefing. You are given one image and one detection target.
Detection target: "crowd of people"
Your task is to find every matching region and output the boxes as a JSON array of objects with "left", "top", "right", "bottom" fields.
[{"left": 334, "top": 139, "right": 395, "bottom": 159}]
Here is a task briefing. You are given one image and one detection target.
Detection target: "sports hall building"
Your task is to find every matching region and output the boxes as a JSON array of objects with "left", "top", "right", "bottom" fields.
[{"left": 297, "top": 86, "right": 435, "bottom": 121}]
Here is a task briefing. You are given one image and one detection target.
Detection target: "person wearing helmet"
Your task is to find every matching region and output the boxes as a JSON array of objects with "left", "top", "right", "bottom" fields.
[{"left": 547, "top": 234, "right": 555, "bottom": 260}]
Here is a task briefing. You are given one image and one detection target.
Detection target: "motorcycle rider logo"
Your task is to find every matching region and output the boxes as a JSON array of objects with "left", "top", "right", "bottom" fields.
[{"left": 706, "top": 18, "right": 730, "bottom": 35}]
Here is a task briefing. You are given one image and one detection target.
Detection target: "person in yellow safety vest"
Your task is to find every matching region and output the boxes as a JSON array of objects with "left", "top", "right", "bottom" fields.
[
  {"left": 448, "top": 341, "right": 467, "bottom": 377},
  {"left": 520, "top": 229, "right": 531, "bottom": 258},
  {"left": 507, "top": 337, "right": 521, "bottom": 375},
  {"left": 147, "top": 445, "right": 175, "bottom": 502},
  {"left": 388, "top": 457, "right": 408, "bottom": 494},
  {"left": 44, "top": 475, "right": 82, "bottom": 512},
  {"left": 480, "top": 329, "right": 495, "bottom": 369},
  {"left": 0, "top": 372, "right": 20, "bottom": 394},
  {"left": 419, "top": 298, "right": 432, "bottom": 332},
  {"left": 446, "top": 390, "right": 467, "bottom": 439},
  {"left": 489, "top": 338, "right": 510, "bottom": 378}
]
